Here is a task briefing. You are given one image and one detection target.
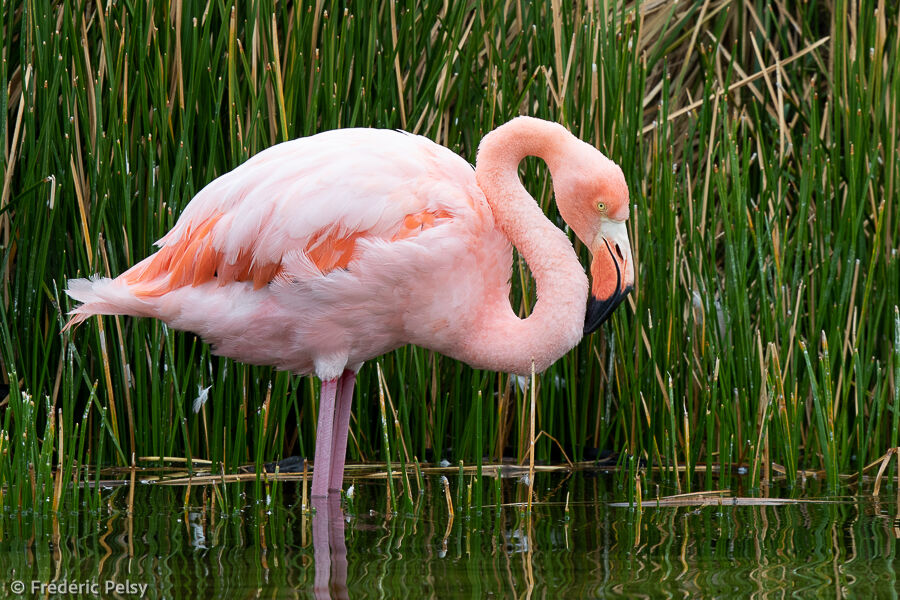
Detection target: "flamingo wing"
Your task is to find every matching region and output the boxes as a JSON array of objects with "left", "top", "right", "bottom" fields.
[{"left": 67, "top": 128, "right": 487, "bottom": 322}]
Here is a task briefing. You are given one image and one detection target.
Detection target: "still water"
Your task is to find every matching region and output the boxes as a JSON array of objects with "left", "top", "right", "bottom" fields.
[{"left": 1, "top": 471, "right": 898, "bottom": 598}]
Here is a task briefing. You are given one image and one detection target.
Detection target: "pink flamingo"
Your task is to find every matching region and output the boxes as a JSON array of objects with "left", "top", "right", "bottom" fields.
[{"left": 66, "top": 116, "right": 634, "bottom": 498}]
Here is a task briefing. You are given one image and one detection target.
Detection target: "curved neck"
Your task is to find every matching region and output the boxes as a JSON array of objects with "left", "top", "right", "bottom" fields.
[{"left": 466, "top": 117, "right": 588, "bottom": 375}]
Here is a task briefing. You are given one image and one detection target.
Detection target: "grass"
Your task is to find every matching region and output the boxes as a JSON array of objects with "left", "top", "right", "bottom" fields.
[{"left": 0, "top": 0, "right": 898, "bottom": 513}]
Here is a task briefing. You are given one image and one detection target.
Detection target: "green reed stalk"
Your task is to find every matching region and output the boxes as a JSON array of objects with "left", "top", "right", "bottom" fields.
[
  {"left": 376, "top": 365, "right": 396, "bottom": 512},
  {"left": 892, "top": 308, "right": 900, "bottom": 457},
  {"left": 800, "top": 339, "right": 838, "bottom": 488}
]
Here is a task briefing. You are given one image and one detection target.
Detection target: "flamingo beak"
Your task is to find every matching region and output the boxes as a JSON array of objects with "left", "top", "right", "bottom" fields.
[{"left": 584, "top": 220, "right": 634, "bottom": 335}]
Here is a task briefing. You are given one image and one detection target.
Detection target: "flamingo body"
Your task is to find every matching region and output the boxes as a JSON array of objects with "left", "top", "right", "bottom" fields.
[
  {"left": 67, "top": 117, "right": 634, "bottom": 496},
  {"left": 69, "top": 128, "right": 512, "bottom": 379}
]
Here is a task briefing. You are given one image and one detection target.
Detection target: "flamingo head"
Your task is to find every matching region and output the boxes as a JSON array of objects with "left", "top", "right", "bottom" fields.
[{"left": 551, "top": 143, "right": 634, "bottom": 335}]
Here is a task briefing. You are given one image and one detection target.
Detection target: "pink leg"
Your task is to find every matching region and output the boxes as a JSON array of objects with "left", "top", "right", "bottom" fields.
[
  {"left": 312, "top": 378, "right": 338, "bottom": 498},
  {"left": 329, "top": 370, "right": 356, "bottom": 492}
]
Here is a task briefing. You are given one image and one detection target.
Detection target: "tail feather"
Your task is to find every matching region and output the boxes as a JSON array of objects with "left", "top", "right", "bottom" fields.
[
  {"left": 61, "top": 312, "right": 91, "bottom": 333},
  {"left": 63, "top": 275, "right": 155, "bottom": 331}
]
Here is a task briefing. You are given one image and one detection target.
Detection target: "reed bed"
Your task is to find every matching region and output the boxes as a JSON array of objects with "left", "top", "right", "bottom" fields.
[{"left": 0, "top": 0, "right": 898, "bottom": 513}]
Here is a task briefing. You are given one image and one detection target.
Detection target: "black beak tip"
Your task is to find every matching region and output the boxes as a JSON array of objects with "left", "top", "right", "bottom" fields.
[{"left": 583, "top": 284, "right": 632, "bottom": 335}]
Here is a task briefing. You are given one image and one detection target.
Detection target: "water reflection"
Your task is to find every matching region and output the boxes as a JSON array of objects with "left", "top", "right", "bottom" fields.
[
  {"left": 0, "top": 474, "right": 897, "bottom": 598},
  {"left": 312, "top": 495, "right": 348, "bottom": 600}
]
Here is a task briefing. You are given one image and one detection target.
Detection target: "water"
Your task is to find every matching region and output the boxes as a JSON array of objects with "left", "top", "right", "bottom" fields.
[{"left": 1, "top": 471, "right": 898, "bottom": 598}]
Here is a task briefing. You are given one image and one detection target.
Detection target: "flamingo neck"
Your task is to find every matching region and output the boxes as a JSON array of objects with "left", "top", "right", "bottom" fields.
[{"left": 466, "top": 117, "right": 588, "bottom": 375}]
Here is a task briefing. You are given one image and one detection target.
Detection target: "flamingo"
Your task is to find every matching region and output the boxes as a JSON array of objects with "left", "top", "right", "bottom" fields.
[{"left": 65, "top": 116, "right": 634, "bottom": 498}]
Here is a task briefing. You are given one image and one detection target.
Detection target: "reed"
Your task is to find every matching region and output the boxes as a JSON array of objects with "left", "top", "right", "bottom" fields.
[{"left": 0, "top": 0, "right": 897, "bottom": 512}]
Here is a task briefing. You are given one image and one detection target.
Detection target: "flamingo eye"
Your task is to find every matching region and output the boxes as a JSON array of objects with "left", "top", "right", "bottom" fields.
[{"left": 597, "top": 201, "right": 607, "bottom": 213}]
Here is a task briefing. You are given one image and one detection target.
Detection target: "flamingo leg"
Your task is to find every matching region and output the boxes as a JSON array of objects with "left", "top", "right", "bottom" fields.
[
  {"left": 329, "top": 369, "right": 356, "bottom": 492},
  {"left": 312, "top": 377, "right": 339, "bottom": 498}
]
